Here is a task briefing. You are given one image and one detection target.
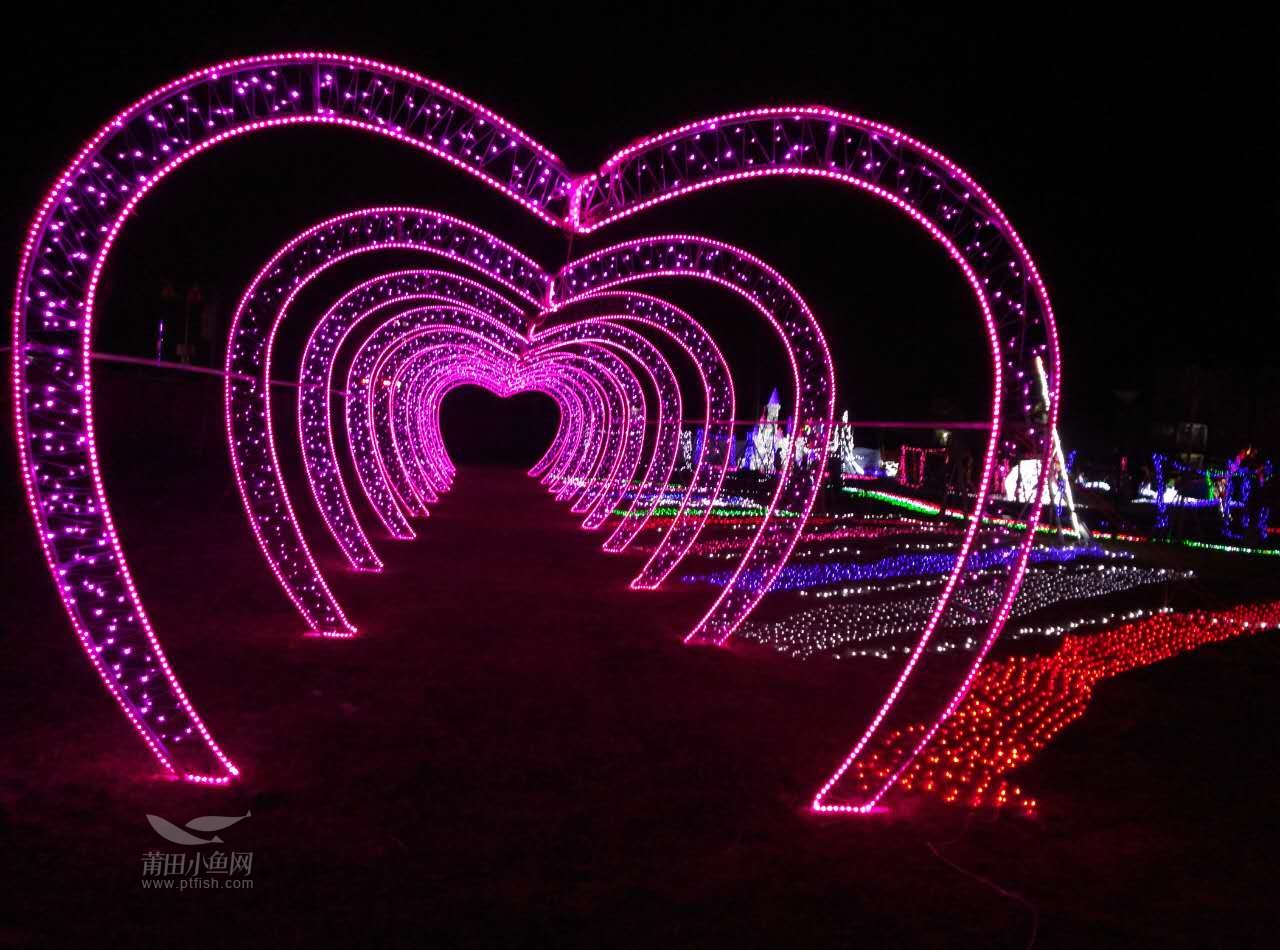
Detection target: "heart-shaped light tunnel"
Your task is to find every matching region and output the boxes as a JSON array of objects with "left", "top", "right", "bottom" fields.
[{"left": 13, "top": 52, "right": 1060, "bottom": 814}]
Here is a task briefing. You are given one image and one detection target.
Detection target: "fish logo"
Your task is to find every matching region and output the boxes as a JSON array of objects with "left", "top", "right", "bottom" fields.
[{"left": 146, "top": 811, "right": 251, "bottom": 846}]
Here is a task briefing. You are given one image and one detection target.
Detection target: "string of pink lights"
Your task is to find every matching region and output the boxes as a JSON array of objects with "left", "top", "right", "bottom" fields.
[{"left": 12, "top": 52, "right": 1061, "bottom": 811}]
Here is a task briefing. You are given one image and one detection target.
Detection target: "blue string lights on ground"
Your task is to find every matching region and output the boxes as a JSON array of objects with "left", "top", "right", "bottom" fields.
[{"left": 681, "top": 541, "right": 1110, "bottom": 593}]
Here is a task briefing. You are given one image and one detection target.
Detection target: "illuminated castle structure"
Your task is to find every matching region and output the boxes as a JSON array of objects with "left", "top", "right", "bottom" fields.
[
  {"left": 741, "top": 396, "right": 871, "bottom": 476},
  {"left": 742, "top": 388, "right": 787, "bottom": 474}
]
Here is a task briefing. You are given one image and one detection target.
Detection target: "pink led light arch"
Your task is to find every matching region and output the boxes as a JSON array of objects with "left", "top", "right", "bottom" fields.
[
  {"left": 530, "top": 321, "right": 681, "bottom": 537},
  {"left": 340, "top": 310, "right": 657, "bottom": 522},
  {"left": 547, "top": 345, "right": 642, "bottom": 519},
  {"left": 277, "top": 221, "right": 788, "bottom": 601},
  {"left": 295, "top": 276, "right": 745, "bottom": 600},
  {"left": 396, "top": 356, "right": 523, "bottom": 499},
  {"left": 299, "top": 270, "right": 530, "bottom": 564},
  {"left": 226, "top": 208, "right": 548, "bottom": 638},
  {"left": 349, "top": 315, "right": 525, "bottom": 521},
  {"left": 553, "top": 235, "right": 837, "bottom": 647},
  {"left": 543, "top": 293, "right": 737, "bottom": 572},
  {"left": 389, "top": 344, "right": 620, "bottom": 518},
  {"left": 262, "top": 221, "right": 741, "bottom": 595},
  {"left": 341, "top": 313, "right": 612, "bottom": 529},
  {"left": 399, "top": 349, "right": 555, "bottom": 490},
  {"left": 12, "top": 52, "right": 1059, "bottom": 811},
  {"left": 401, "top": 355, "right": 588, "bottom": 504},
  {"left": 348, "top": 325, "right": 586, "bottom": 509}
]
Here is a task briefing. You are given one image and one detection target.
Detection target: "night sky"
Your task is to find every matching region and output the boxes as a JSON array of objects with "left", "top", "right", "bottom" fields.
[{"left": 5, "top": 3, "right": 1276, "bottom": 456}]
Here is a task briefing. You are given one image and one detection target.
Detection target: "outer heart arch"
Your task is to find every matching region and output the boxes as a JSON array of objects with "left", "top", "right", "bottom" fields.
[{"left": 11, "top": 52, "right": 1059, "bottom": 812}]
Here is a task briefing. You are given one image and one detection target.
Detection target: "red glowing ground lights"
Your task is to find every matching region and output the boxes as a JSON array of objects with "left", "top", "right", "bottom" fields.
[
  {"left": 13, "top": 52, "right": 1060, "bottom": 807},
  {"left": 838, "top": 600, "right": 1280, "bottom": 815}
]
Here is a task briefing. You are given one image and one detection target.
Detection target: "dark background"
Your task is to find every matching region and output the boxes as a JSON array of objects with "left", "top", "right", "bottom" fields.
[
  {"left": 441, "top": 389, "right": 559, "bottom": 466},
  {"left": 4, "top": 2, "right": 1276, "bottom": 461}
]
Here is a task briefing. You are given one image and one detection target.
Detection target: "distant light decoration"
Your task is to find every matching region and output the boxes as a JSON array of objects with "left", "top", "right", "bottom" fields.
[
  {"left": 741, "top": 387, "right": 786, "bottom": 474},
  {"left": 845, "top": 485, "right": 1280, "bottom": 557},
  {"left": 629, "top": 505, "right": 769, "bottom": 518},
  {"left": 837, "top": 599, "right": 1280, "bottom": 814},
  {"left": 1033, "top": 354, "right": 1083, "bottom": 536},
  {"left": 897, "top": 445, "right": 946, "bottom": 488},
  {"left": 1004, "top": 459, "right": 1055, "bottom": 504},
  {"left": 779, "top": 538, "right": 958, "bottom": 563},
  {"left": 844, "top": 486, "right": 943, "bottom": 517},
  {"left": 1009, "top": 605, "right": 1171, "bottom": 641},
  {"left": 13, "top": 53, "right": 1060, "bottom": 807},
  {"left": 1152, "top": 452, "right": 1273, "bottom": 543},
  {"left": 1179, "top": 538, "right": 1280, "bottom": 556},
  {"left": 636, "top": 513, "right": 806, "bottom": 527},
  {"left": 1151, "top": 452, "right": 1214, "bottom": 531}
]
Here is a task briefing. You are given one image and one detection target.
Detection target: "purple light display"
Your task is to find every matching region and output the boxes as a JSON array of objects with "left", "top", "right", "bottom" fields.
[
  {"left": 227, "top": 207, "right": 546, "bottom": 640},
  {"left": 352, "top": 317, "right": 523, "bottom": 520},
  {"left": 530, "top": 321, "right": 680, "bottom": 539},
  {"left": 542, "top": 293, "right": 736, "bottom": 579},
  {"left": 527, "top": 338, "right": 648, "bottom": 527},
  {"left": 299, "top": 269, "right": 529, "bottom": 561},
  {"left": 12, "top": 53, "right": 1059, "bottom": 812}
]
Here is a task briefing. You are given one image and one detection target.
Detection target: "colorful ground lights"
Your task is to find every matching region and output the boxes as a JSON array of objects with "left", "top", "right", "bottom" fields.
[
  {"left": 684, "top": 541, "right": 1106, "bottom": 593},
  {"left": 740, "top": 561, "right": 1190, "bottom": 659},
  {"left": 844, "top": 484, "right": 1280, "bottom": 558},
  {"left": 837, "top": 600, "right": 1280, "bottom": 814}
]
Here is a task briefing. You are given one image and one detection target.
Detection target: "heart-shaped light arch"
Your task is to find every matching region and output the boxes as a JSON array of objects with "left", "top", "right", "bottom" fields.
[
  {"left": 354, "top": 312, "right": 653, "bottom": 528},
  {"left": 229, "top": 209, "right": 829, "bottom": 650},
  {"left": 11, "top": 52, "right": 1058, "bottom": 812},
  {"left": 387, "top": 343, "right": 624, "bottom": 519},
  {"left": 298, "top": 271, "right": 714, "bottom": 567},
  {"left": 299, "top": 269, "right": 532, "bottom": 562}
]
